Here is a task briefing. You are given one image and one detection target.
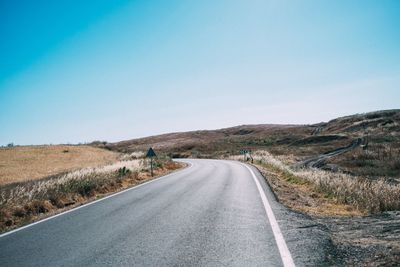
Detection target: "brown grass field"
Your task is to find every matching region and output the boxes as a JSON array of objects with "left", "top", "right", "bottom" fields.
[{"left": 0, "top": 145, "right": 119, "bottom": 186}]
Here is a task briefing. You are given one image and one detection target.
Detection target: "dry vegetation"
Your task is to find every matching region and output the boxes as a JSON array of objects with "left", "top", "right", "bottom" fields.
[
  {"left": 102, "top": 110, "right": 400, "bottom": 180},
  {"left": 232, "top": 150, "right": 400, "bottom": 266},
  {"left": 0, "top": 145, "right": 119, "bottom": 185},
  {"left": 98, "top": 124, "right": 313, "bottom": 158},
  {"left": 231, "top": 154, "right": 362, "bottom": 216},
  {"left": 0, "top": 146, "right": 182, "bottom": 233},
  {"left": 243, "top": 150, "right": 400, "bottom": 214},
  {"left": 328, "top": 142, "right": 400, "bottom": 181}
]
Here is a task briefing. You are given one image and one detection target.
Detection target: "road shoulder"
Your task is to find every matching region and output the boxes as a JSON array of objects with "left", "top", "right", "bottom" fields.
[
  {"left": 247, "top": 161, "right": 400, "bottom": 266},
  {"left": 244, "top": 163, "right": 339, "bottom": 266}
]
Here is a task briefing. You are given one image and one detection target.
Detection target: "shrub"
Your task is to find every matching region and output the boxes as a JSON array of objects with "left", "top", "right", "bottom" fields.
[
  {"left": 12, "top": 207, "right": 26, "bottom": 218},
  {"left": 152, "top": 160, "right": 163, "bottom": 169},
  {"left": 75, "top": 179, "right": 98, "bottom": 197},
  {"left": 118, "top": 167, "right": 130, "bottom": 177},
  {"left": 24, "top": 200, "right": 53, "bottom": 215}
]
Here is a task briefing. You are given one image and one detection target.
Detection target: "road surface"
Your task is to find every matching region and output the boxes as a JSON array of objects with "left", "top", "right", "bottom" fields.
[{"left": 0, "top": 159, "right": 332, "bottom": 266}]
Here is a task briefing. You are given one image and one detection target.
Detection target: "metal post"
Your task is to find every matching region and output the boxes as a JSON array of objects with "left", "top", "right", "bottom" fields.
[{"left": 151, "top": 157, "right": 153, "bottom": 177}]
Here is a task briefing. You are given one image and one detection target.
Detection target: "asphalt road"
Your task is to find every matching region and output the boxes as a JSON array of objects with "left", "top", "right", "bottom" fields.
[{"left": 0, "top": 159, "right": 333, "bottom": 266}]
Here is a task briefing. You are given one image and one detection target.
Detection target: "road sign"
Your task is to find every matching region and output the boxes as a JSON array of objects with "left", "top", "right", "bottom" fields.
[
  {"left": 240, "top": 149, "right": 253, "bottom": 162},
  {"left": 146, "top": 147, "right": 156, "bottom": 158},
  {"left": 146, "top": 147, "right": 157, "bottom": 177},
  {"left": 240, "top": 149, "right": 248, "bottom": 161}
]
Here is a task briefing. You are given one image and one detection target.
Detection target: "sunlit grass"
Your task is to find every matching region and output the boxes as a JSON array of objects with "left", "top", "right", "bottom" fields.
[{"left": 235, "top": 150, "right": 400, "bottom": 213}]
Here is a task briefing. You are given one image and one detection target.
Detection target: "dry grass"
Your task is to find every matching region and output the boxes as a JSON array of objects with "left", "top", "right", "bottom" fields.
[
  {"left": 328, "top": 143, "right": 400, "bottom": 179},
  {"left": 119, "top": 151, "right": 145, "bottom": 161},
  {"left": 230, "top": 154, "right": 360, "bottom": 216},
  {"left": 0, "top": 159, "right": 144, "bottom": 207},
  {"left": 234, "top": 150, "right": 400, "bottom": 214},
  {"left": 0, "top": 158, "right": 182, "bottom": 232},
  {"left": 0, "top": 145, "right": 119, "bottom": 185}
]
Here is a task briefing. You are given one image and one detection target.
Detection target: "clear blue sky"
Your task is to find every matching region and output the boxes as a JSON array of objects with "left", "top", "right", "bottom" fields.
[{"left": 1, "top": 0, "right": 399, "bottom": 145}]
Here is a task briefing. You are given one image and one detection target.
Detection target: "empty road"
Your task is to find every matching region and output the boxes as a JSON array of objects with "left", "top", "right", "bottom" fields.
[{"left": 0, "top": 159, "right": 332, "bottom": 266}]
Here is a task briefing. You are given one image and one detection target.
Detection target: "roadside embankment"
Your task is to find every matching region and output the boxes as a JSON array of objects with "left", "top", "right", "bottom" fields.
[
  {"left": 231, "top": 150, "right": 400, "bottom": 266},
  {"left": 0, "top": 157, "right": 183, "bottom": 233}
]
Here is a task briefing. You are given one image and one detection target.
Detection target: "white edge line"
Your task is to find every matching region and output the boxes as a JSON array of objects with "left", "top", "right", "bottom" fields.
[
  {"left": 242, "top": 163, "right": 296, "bottom": 267},
  {"left": 0, "top": 161, "right": 193, "bottom": 238}
]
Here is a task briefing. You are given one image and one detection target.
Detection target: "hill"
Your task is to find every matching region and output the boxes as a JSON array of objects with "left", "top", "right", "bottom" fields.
[{"left": 101, "top": 109, "right": 400, "bottom": 179}]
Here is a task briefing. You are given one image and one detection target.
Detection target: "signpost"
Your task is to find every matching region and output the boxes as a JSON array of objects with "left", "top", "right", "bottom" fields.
[
  {"left": 146, "top": 147, "right": 157, "bottom": 177},
  {"left": 240, "top": 149, "right": 248, "bottom": 161},
  {"left": 240, "top": 149, "right": 253, "bottom": 163}
]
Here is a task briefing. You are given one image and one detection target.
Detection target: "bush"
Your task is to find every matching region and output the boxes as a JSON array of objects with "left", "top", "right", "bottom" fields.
[
  {"left": 152, "top": 161, "right": 163, "bottom": 169},
  {"left": 24, "top": 200, "right": 53, "bottom": 215},
  {"left": 60, "top": 178, "right": 99, "bottom": 197},
  {"left": 118, "top": 166, "right": 130, "bottom": 177},
  {"left": 13, "top": 207, "right": 26, "bottom": 218}
]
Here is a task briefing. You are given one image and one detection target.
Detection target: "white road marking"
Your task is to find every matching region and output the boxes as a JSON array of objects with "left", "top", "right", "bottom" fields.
[
  {"left": 243, "top": 163, "right": 296, "bottom": 267},
  {"left": 0, "top": 162, "right": 193, "bottom": 238}
]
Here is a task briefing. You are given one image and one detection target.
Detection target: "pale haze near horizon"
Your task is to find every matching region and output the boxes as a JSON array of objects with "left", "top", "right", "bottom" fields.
[{"left": 0, "top": 0, "right": 399, "bottom": 145}]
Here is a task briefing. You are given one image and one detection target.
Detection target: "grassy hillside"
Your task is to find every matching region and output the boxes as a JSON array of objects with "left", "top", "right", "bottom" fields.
[
  {"left": 101, "top": 109, "right": 400, "bottom": 179},
  {"left": 104, "top": 124, "right": 312, "bottom": 157}
]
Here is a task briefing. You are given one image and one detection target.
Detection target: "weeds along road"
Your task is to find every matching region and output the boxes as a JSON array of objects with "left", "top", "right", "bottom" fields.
[{"left": 0, "top": 159, "right": 333, "bottom": 267}]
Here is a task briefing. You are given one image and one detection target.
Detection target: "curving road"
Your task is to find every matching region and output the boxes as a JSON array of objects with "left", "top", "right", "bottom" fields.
[
  {"left": 296, "top": 138, "right": 364, "bottom": 169},
  {"left": 0, "top": 159, "right": 332, "bottom": 266}
]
